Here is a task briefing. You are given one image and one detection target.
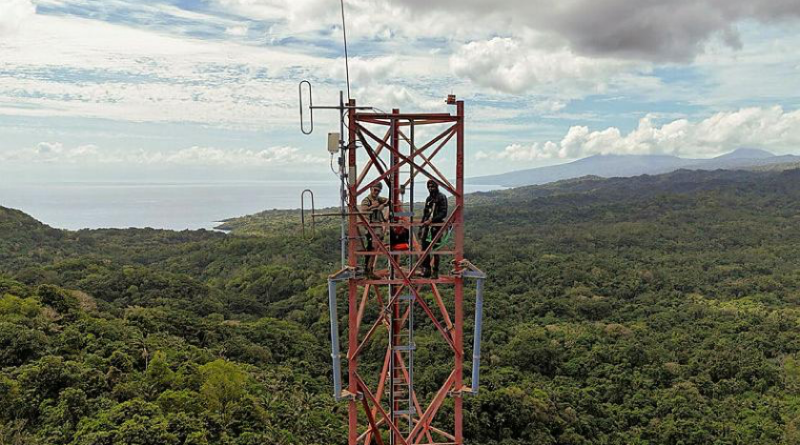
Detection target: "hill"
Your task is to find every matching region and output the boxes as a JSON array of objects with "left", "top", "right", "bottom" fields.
[
  {"left": 748, "top": 160, "right": 800, "bottom": 172},
  {"left": 3, "top": 168, "right": 800, "bottom": 444},
  {"left": 0, "top": 205, "right": 68, "bottom": 270},
  {"left": 471, "top": 148, "right": 800, "bottom": 187}
]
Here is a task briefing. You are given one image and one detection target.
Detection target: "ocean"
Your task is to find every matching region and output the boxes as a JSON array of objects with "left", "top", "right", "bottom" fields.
[{"left": 0, "top": 181, "right": 501, "bottom": 231}]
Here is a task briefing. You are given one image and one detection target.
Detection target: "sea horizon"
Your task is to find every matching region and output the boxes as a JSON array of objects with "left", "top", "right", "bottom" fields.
[{"left": 0, "top": 180, "right": 503, "bottom": 231}]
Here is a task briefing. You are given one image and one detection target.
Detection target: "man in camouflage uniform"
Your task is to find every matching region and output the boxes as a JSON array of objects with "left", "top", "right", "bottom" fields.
[
  {"left": 360, "top": 182, "right": 388, "bottom": 278},
  {"left": 420, "top": 179, "right": 448, "bottom": 278}
]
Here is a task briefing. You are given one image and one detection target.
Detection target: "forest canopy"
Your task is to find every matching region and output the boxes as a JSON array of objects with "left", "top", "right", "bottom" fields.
[{"left": 2, "top": 169, "right": 800, "bottom": 444}]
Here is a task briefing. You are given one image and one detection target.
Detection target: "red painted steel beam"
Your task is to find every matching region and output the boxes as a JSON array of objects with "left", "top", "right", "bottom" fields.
[
  {"left": 347, "top": 99, "right": 359, "bottom": 445},
  {"left": 353, "top": 195, "right": 464, "bottom": 354},
  {"left": 354, "top": 212, "right": 459, "bottom": 354},
  {"left": 408, "top": 370, "right": 457, "bottom": 444},
  {"left": 363, "top": 347, "right": 392, "bottom": 445},
  {"left": 357, "top": 117, "right": 456, "bottom": 127},
  {"left": 453, "top": 100, "right": 465, "bottom": 444},
  {"left": 357, "top": 124, "right": 459, "bottom": 197},
  {"left": 398, "top": 129, "right": 457, "bottom": 190},
  {"left": 362, "top": 396, "right": 387, "bottom": 445},
  {"left": 355, "top": 124, "right": 457, "bottom": 196},
  {"left": 356, "top": 128, "right": 392, "bottom": 187},
  {"left": 356, "top": 375, "right": 411, "bottom": 445},
  {"left": 356, "top": 113, "right": 456, "bottom": 120},
  {"left": 431, "top": 284, "right": 455, "bottom": 332}
]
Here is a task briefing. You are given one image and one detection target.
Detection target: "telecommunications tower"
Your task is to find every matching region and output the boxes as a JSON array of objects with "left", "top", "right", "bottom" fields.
[{"left": 299, "top": 84, "right": 486, "bottom": 445}]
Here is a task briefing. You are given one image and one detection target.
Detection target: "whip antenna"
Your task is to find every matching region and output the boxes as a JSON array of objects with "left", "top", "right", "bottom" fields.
[{"left": 340, "top": 0, "right": 351, "bottom": 100}]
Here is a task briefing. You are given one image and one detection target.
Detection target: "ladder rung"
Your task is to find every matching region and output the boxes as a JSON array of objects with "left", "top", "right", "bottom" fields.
[
  {"left": 393, "top": 345, "right": 416, "bottom": 351},
  {"left": 393, "top": 409, "right": 415, "bottom": 416},
  {"left": 399, "top": 294, "right": 415, "bottom": 301}
]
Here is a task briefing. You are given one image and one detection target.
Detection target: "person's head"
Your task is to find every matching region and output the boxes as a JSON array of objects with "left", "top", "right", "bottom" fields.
[
  {"left": 427, "top": 180, "right": 438, "bottom": 195},
  {"left": 370, "top": 182, "right": 383, "bottom": 198}
]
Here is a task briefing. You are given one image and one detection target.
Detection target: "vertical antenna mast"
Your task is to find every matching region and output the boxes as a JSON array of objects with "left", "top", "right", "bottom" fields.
[{"left": 340, "top": 0, "right": 352, "bottom": 101}]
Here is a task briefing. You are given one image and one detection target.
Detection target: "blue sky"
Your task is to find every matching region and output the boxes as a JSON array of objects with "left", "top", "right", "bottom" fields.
[{"left": 1, "top": 0, "right": 799, "bottom": 182}]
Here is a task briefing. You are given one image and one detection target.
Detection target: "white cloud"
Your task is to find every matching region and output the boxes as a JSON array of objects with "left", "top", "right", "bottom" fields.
[
  {"left": 214, "top": 0, "right": 800, "bottom": 63},
  {"left": 350, "top": 83, "right": 445, "bottom": 112},
  {"left": 0, "top": 13, "right": 332, "bottom": 127},
  {"left": 689, "top": 27, "right": 800, "bottom": 108},
  {"left": 204, "top": 0, "right": 800, "bottom": 113},
  {"left": 212, "top": 0, "right": 459, "bottom": 41},
  {"left": 213, "top": 0, "right": 339, "bottom": 34},
  {"left": 34, "top": 141, "right": 62, "bottom": 155},
  {"left": 0, "top": 9, "right": 458, "bottom": 128},
  {"left": 0, "top": 0, "right": 35, "bottom": 36},
  {"left": 2, "top": 0, "right": 798, "bottom": 178},
  {"left": 479, "top": 106, "right": 800, "bottom": 161},
  {"left": 450, "top": 37, "right": 645, "bottom": 94},
  {"left": 159, "top": 146, "right": 326, "bottom": 166},
  {"left": 0, "top": 143, "right": 327, "bottom": 166},
  {"left": 1, "top": 142, "right": 101, "bottom": 163},
  {"left": 224, "top": 24, "right": 249, "bottom": 36},
  {"left": 392, "top": 0, "right": 800, "bottom": 62},
  {"left": 330, "top": 56, "right": 398, "bottom": 87}
]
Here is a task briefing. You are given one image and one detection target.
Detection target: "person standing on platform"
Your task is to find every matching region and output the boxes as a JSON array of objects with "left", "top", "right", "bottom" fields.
[
  {"left": 360, "top": 182, "right": 388, "bottom": 278},
  {"left": 420, "top": 179, "right": 447, "bottom": 278}
]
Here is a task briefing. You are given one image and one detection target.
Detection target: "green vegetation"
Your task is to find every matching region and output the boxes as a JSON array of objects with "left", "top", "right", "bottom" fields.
[
  {"left": 3, "top": 168, "right": 800, "bottom": 444},
  {"left": 749, "top": 161, "right": 800, "bottom": 172}
]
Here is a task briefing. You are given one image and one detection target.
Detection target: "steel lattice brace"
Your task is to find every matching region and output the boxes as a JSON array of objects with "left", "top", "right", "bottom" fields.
[{"left": 324, "top": 98, "right": 485, "bottom": 445}]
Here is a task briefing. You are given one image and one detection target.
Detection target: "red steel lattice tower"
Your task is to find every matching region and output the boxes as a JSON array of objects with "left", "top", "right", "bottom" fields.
[{"left": 323, "top": 96, "right": 485, "bottom": 445}]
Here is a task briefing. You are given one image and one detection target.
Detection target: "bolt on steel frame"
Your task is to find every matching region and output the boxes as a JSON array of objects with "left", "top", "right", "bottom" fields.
[{"left": 319, "top": 96, "right": 486, "bottom": 445}]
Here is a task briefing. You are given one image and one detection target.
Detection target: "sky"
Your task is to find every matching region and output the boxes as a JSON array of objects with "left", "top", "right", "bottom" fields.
[{"left": 1, "top": 0, "right": 800, "bottom": 182}]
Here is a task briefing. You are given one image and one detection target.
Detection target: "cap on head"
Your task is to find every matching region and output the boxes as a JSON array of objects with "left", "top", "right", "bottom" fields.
[
  {"left": 372, "top": 182, "right": 383, "bottom": 190},
  {"left": 427, "top": 180, "right": 437, "bottom": 187}
]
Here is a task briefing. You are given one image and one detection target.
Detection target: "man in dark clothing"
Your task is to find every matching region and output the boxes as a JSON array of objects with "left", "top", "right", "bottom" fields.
[{"left": 420, "top": 179, "right": 448, "bottom": 278}]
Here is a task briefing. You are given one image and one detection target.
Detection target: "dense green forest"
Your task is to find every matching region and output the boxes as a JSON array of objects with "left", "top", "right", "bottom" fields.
[{"left": 3, "top": 168, "right": 800, "bottom": 444}]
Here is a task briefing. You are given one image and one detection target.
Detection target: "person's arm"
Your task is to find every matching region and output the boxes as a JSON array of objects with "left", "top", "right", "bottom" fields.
[
  {"left": 433, "top": 194, "right": 448, "bottom": 222},
  {"left": 380, "top": 198, "right": 389, "bottom": 222},
  {"left": 422, "top": 200, "right": 434, "bottom": 226},
  {"left": 360, "top": 197, "right": 372, "bottom": 214}
]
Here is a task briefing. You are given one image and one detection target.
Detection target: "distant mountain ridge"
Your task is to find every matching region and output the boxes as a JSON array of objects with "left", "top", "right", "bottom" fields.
[{"left": 471, "top": 148, "right": 800, "bottom": 187}]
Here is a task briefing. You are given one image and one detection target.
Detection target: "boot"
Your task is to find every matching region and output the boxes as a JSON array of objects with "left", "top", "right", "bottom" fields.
[
  {"left": 366, "top": 258, "right": 379, "bottom": 279},
  {"left": 363, "top": 258, "right": 373, "bottom": 279},
  {"left": 420, "top": 255, "right": 431, "bottom": 278},
  {"left": 431, "top": 258, "right": 439, "bottom": 279}
]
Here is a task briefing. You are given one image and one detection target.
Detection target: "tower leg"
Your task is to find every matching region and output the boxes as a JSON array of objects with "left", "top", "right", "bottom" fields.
[
  {"left": 349, "top": 280, "right": 359, "bottom": 445},
  {"left": 455, "top": 99, "right": 466, "bottom": 445},
  {"left": 347, "top": 99, "right": 359, "bottom": 445}
]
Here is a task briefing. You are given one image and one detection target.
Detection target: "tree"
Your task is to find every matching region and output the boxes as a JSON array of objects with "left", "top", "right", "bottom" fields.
[
  {"left": 36, "top": 285, "right": 79, "bottom": 316},
  {"left": 199, "top": 360, "right": 248, "bottom": 430}
]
